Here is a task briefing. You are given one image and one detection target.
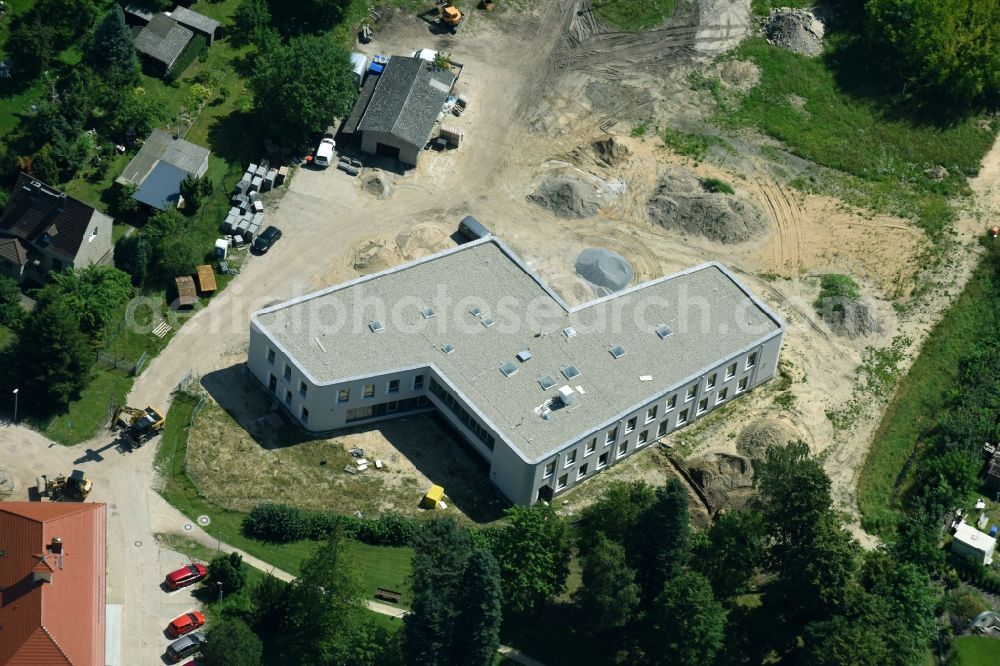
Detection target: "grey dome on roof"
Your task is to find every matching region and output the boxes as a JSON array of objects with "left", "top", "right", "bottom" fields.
[{"left": 575, "top": 247, "right": 634, "bottom": 294}]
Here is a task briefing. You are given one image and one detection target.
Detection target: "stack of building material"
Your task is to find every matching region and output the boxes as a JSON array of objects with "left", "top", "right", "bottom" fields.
[
  {"left": 195, "top": 264, "right": 217, "bottom": 294},
  {"left": 276, "top": 166, "right": 288, "bottom": 186},
  {"left": 439, "top": 125, "right": 464, "bottom": 147}
]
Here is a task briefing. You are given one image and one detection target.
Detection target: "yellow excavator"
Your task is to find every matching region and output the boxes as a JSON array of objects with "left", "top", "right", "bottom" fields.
[
  {"left": 440, "top": 1, "right": 462, "bottom": 33},
  {"left": 37, "top": 470, "right": 93, "bottom": 501},
  {"left": 113, "top": 405, "right": 166, "bottom": 448}
]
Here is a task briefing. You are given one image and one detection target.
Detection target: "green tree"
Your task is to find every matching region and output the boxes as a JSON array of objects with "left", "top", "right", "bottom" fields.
[
  {"left": 754, "top": 441, "right": 832, "bottom": 547},
  {"left": 16, "top": 293, "right": 92, "bottom": 408},
  {"left": 249, "top": 35, "right": 358, "bottom": 143},
  {"left": 113, "top": 234, "right": 151, "bottom": 285},
  {"left": 576, "top": 480, "right": 656, "bottom": 558},
  {"left": 110, "top": 87, "right": 166, "bottom": 139},
  {"left": 86, "top": 5, "right": 138, "bottom": 85},
  {"left": 493, "top": 503, "right": 571, "bottom": 612},
  {"left": 266, "top": 0, "right": 350, "bottom": 32},
  {"left": 30, "top": 146, "right": 60, "bottom": 186},
  {"left": 573, "top": 534, "right": 639, "bottom": 629},
  {"left": 7, "top": 17, "right": 58, "bottom": 78},
  {"left": 155, "top": 237, "right": 198, "bottom": 287},
  {"left": 645, "top": 571, "right": 726, "bottom": 666},
  {"left": 0, "top": 276, "right": 24, "bottom": 329},
  {"left": 248, "top": 572, "right": 290, "bottom": 633},
  {"left": 452, "top": 549, "right": 502, "bottom": 666},
  {"left": 201, "top": 617, "right": 262, "bottom": 666},
  {"left": 207, "top": 551, "right": 248, "bottom": 595},
  {"left": 179, "top": 174, "right": 214, "bottom": 214},
  {"left": 695, "top": 509, "right": 767, "bottom": 598},
  {"left": 235, "top": 0, "right": 274, "bottom": 44},
  {"left": 49, "top": 265, "right": 133, "bottom": 340},
  {"left": 803, "top": 615, "right": 889, "bottom": 666},
  {"left": 866, "top": 0, "right": 1000, "bottom": 106},
  {"left": 634, "top": 479, "right": 691, "bottom": 602}
]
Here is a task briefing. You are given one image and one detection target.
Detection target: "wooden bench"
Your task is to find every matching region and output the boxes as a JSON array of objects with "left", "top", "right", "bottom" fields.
[{"left": 375, "top": 588, "right": 402, "bottom": 604}]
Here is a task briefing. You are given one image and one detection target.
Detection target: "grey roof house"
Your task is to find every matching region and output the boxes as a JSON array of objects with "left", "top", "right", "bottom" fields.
[
  {"left": 344, "top": 56, "right": 456, "bottom": 166},
  {"left": 0, "top": 173, "right": 114, "bottom": 284},
  {"left": 169, "top": 6, "right": 221, "bottom": 44},
  {"left": 117, "top": 129, "right": 211, "bottom": 211},
  {"left": 133, "top": 13, "right": 193, "bottom": 76}
]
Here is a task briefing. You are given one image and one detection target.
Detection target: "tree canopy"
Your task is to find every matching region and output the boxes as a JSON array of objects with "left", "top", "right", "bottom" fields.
[
  {"left": 573, "top": 533, "right": 640, "bottom": 629},
  {"left": 86, "top": 5, "right": 138, "bottom": 85},
  {"left": 493, "top": 503, "right": 571, "bottom": 612},
  {"left": 645, "top": 571, "right": 726, "bottom": 666},
  {"left": 202, "top": 617, "right": 263, "bottom": 666},
  {"left": 16, "top": 294, "right": 92, "bottom": 408}
]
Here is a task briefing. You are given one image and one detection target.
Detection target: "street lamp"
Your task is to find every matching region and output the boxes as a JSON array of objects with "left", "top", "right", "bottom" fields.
[
  {"left": 11, "top": 388, "right": 17, "bottom": 424},
  {"left": 216, "top": 581, "right": 223, "bottom": 604}
]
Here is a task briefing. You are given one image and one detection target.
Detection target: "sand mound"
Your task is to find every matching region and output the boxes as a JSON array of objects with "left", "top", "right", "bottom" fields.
[
  {"left": 646, "top": 168, "right": 767, "bottom": 243},
  {"left": 528, "top": 176, "right": 602, "bottom": 219},
  {"left": 592, "top": 137, "right": 631, "bottom": 167},
  {"left": 821, "top": 299, "right": 879, "bottom": 338},
  {"left": 719, "top": 59, "right": 761, "bottom": 93},
  {"left": 736, "top": 419, "right": 799, "bottom": 460},
  {"left": 684, "top": 453, "right": 756, "bottom": 512},
  {"left": 363, "top": 175, "right": 393, "bottom": 199},
  {"left": 396, "top": 224, "right": 452, "bottom": 262},
  {"left": 575, "top": 247, "right": 634, "bottom": 294},
  {"left": 763, "top": 8, "right": 824, "bottom": 57}
]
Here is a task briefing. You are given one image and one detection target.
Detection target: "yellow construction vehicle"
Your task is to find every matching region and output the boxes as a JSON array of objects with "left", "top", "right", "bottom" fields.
[
  {"left": 37, "top": 470, "right": 93, "bottom": 501},
  {"left": 440, "top": 1, "right": 462, "bottom": 33},
  {"left": 113, "top": 405, "right": 166, "bottom": 448}
]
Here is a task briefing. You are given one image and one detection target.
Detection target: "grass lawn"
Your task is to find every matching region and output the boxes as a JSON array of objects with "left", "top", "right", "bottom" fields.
[
  {"left": 155, "top": 393, "right": 415, "bottom": 603},
  {"left": 34, "top": 368, "right": 132, "bottom": 445},
  {"left": 857, "top": 247, "right": 997, "bottom": 535},
  {"left": 950, "top": 636, "right": 1000, "bottom": 666},
  {"left": 723, "top": 37, "right": 997, "bottom": 239},
  {"left": 594, "top": 0, "right": 677, "bottom": 31}
]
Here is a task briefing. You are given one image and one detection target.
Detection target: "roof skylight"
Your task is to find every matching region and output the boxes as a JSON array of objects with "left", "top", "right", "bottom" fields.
[{"left": 369, "top": 320, "right": 384, "bottom": 333}]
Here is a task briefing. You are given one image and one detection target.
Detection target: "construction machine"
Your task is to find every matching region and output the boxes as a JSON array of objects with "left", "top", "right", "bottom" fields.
[
  {"left": 113, "top": 404, "right": 166, "bottom": 448},
  {"left": 37, "top": 470, "right": 93, "bottom": 501},
  {"left": 440, "top": 0, "right": 462, "bottom": 33}
]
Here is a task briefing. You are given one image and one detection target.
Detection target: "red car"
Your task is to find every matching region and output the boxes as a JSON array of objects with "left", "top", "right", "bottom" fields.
[
  {"left": 167, "top": 610, "right": 206, "bottom": 637},
  {"left": 165, "top": 563, "right": 207, "bottom": 590}
]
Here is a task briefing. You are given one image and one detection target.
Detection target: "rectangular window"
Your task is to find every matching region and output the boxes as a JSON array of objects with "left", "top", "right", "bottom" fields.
[
  {"left": 338, "top": 388, "right": 350, "bottom": 403},
  {"left": 637, "top": 430, "right": 648, "bottom": 446},
  {"left": 666, "top": 395, "right": 676, "bottom": 410},
  {"left": 301, "top": 407, "right": 309, "bottom": 423},
  {"left": 283, "top": 364, "right": 291, "bottom": 381},
  {"left": 577, "top": 464, "right": 588, "bottom": 479},
  {"left": 388, "top": 379, "right": 400, "bottom": 394},
  {"left": 284, "top": 389, "right": 292, "bottom": 405},
  {"left": 387, "top": 401, "right": 398, "bottom": 412},
  {"left": 707, "top": 373, "right": 717, "bottom": 390},
  {"left": 746, "top": 352, "right": 757, "bottom": 369},
  {"left": 429, "top": 377, "right": 438, "bottom": 391},
  {"left": 544, "top": 461, "right": 555, "bottom": 478},
  {"left": 685, "top": 385, "right": 696, "bottom": 401},
  {"left": 617, "top": 441, "right": 627, "bottom": 458},
  {"left": 268, "top": 374, "right": 277, "bottom": 393},
  {"left": 598, "top": 452, "right": 609, "bottom": 469},
  {"left": 267, "top": 348, "right": 275, "bottom": 364},
  {"left": 413, "top": 375, "right": 425, "bottom": 390},
  {"left": 585, "top": 438, "right": 596, "bottom": 456},
  {"left": 625, "top": 417, "right": 636, "bottom": 434},
  {"left": 737, "top": 377, "right": 748, "bottom": 392},
  {"left": 698, "top": 397, "right": 708, "bottom": 414},
  {"left": 657, "top": 421, "right": 668, "bottom": 437},
  {"left": 557, "top": 474, "right": 568, "bottom": 490},
  {"left": 565, "top": 449, "right": 577, "bottom": 467},
  {"left": 299, "top": 381, "right": 308, "bottom": 397},
  {"left": 717, "top": 388, "right": 728, "bottom": 403},
  {"left": 363, "top": 384, "right": 375, "bottom": 399},
  {"left": 606, "top": 427, "right": 618, "bottom": 444},
  {"left": 646, "top": 406, "right": 657, "bottom": 423},
  {"left": 726, "top": 362, "right": 737, "bottom": 379},
  {"left": 678, "top": 408, "right": 689, "bottom": 425}
]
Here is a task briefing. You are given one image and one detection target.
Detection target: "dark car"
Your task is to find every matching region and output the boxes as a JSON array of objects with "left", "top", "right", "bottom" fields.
[
  {"left": 252, "top": 226, "right": 282, "bottom": 254},
  {"left": 166, "top": 631, "right": 207, "bottom": 663}
]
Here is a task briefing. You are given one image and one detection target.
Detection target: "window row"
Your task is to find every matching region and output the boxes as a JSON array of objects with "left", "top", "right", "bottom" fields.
[
  {"left": 428, "top": 378, "right": 496, "bottom": 451},
  {"left": 345, "top": 396, "right": 429, "bottom": 423},
  {"left": 337, "top": 374, "right": 425, "bottom": 403}
]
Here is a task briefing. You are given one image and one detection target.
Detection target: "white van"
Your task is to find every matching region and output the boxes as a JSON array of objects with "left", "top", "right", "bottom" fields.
[{"left": 315, "top": 138, "right": 335, "bottom": 167}]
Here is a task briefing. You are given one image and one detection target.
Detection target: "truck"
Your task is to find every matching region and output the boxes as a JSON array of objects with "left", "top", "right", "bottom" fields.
[
  {"left": 114, "top": 405, "right": 166, "bottom": 448},
  {"left": 37, "top": 470, "right": 93, "bottom": 501}
]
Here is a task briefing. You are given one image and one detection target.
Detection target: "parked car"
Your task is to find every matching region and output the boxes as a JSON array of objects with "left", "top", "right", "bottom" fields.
[
  {"left": 164, "top": 563, "right": 207, "bottom": 590},
  {"left": 166, "top": 631, "right": 207, "bottom": 663},
  {"left": 167, "top": 610, "right": 206, "bottom": 637},
  {"left": 457, "top": 215, "right": 491, "bottom": 242},
  {"left": 314, "top": 137, "right": 336, "bottom": 167},
  {"left": 251, "top": 226, "right": 282, "bottom": 255}
]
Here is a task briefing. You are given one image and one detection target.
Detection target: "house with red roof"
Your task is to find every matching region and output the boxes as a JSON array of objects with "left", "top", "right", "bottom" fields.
[{"left": 0, "top": 502, "right": 107, "bottom": 666}]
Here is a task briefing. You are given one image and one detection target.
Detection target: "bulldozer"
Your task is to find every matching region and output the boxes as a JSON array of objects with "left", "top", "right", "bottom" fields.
[
  {"left": 113, "top": 405, "right": 166, "bottom": 448},
  {"left": 440, "top": 0, "right": 462, "bottom": 33},
  {"left": 37, "top": 470, "right": 93, "bottom": 501}
]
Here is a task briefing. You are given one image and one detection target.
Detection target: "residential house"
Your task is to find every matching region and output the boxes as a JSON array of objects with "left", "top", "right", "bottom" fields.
[{"left": 116, "top": 129, "right": 210, "bottom": 211}]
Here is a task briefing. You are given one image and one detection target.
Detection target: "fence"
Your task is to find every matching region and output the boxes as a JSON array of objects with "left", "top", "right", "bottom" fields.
[{"left": 96, "top": 350, "right": 143, "bottom": 376}]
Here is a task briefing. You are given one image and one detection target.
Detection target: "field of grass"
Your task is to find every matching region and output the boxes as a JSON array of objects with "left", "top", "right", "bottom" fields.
[
  {"left": 594, "top": 0, "right": 677, "bottom": 31},
  {"left": 156, "top": 394, "right": 415, "bottom": 603},
  {"left": 857, "top": 249, "right": 996, "bottom": 534},
  {"left": 33, "top": 369, "right": 132, "bottom": 444},
  {"left": 723, "top": 37, "right": 997, "bottom": 239},
  {"left": 949, "top": 636, "right": 1000, "bottom": 666}
]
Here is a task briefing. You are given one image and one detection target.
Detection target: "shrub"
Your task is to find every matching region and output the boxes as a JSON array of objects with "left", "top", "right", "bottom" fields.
[
  {"left": 243, "top": 503, "right": 309, "bottom": 542},
  {"left": 701, "top": 177, "right": 735, "bottom": 194},
  {"left": 814, "top": 273, "right": 860, "bottom": 313},
  {"left": 207, "top": 551, "right": 248, "bottom": 595},
  {"left": 244, "top": 504, "right": 425, "bottom": 546}
]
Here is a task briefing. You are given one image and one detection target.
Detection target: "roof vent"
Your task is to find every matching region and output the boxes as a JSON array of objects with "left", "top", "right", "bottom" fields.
[
  {"left": 539, "top": 375, "right": 556, "bottom": 390},
  {"left": 369, "top": 319, "right": 384, "bottom": 333},
  {"left": 558, "top": 385, "right": 576, "bottom": 404},
  {"left": 469, "top": 307, "right": 483, "bottom": 317},
  {"left": 516, "top": 350, "right": 532, "bottom": 362},
  {"left": 499, "top": 361, "right": 518, "bottom": 377},
  {"left": 610, "top": 345, "right": 626, "bottom": 359},
  {"left": 441, "top": 343, "right": 455, "bottom": 354},
  {"left": 481, "top": 317, "right": 495, "bottom": 328},
  {"left": 561, "top": 365, "right": 581, "bottom": 380},
  {"left": 420, "top": 307, "right": 436, "bottom": 319},
  {"left": 562, "top": 326, "right": 577, "bottom": 338},
  {"left": 656, "top": 324, "right": 672, "bottom": 339}
]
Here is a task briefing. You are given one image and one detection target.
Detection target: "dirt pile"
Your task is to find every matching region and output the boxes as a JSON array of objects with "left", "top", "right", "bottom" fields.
[
  {"left": 763, "top": 8, "right": 824, "bottom": 57},
  {"left": 646, "top": 167, "right": 767, "bottom": 243},
  {"left": 528, "top": 176, "right": 602, "bottom": 218},
  {"left": 736, "top": 419, "right": 799, "bottom": 460},
  {"left": 575, "top": 247, "right": 634, "bottom": 294},
  {"left": 592, "top": 137, "right": 631, "bottom": 167},
  {"left": 684, "top": 453, "right": 756, "bottom": 512},
  {"left": 363, "top": 174, "right": 393, "bottom": 199},
  {"left": 822, "top": 299, "right": 880, "bottom": 338},
  {"left": 719, "top": 59, "right": 761, "bottom": 93}
]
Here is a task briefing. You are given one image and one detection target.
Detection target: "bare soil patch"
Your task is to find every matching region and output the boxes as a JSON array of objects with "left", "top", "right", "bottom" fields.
[{"left": 763, "top": 7, "right": 824, "bottom": 57}]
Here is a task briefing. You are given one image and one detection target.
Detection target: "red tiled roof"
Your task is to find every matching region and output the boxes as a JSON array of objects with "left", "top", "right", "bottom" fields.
[{"left": 0, "top": 502, "right": 106, "bottom": 666}]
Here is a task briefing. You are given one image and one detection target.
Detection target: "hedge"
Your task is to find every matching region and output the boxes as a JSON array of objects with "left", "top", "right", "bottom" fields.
[
  {"left": 243, "top": 503, "right": 424, "bottom": 547},
  {"left": 950, "top": 553, "right": 1000, "bottom": 594}
]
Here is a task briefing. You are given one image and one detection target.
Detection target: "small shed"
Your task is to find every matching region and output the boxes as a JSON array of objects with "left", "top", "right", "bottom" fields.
[
  {"left": 421, "top": 485, "right": 445, "bottom": 509},
  {"left": 952, "top": 521, "right": 996, "bottom": 566},
  {"left": 169, "top": 6, "right": 221, "bottom": 44},
  {"left": 195, "top": 264, "right": 216, "bottom": 294},
  {"left": 174, "top": 275, "right": 197, "bottom": 308}
]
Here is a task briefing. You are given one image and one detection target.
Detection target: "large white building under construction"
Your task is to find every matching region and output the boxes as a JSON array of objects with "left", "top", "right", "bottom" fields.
[{"left": 248, "top": 237, "right": 784, "bottom": 505}]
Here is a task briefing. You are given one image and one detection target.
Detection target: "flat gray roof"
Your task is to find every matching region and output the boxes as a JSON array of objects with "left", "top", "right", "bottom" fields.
[{"left": 253, "top": 238, "right": 783, "bottom": 462}]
